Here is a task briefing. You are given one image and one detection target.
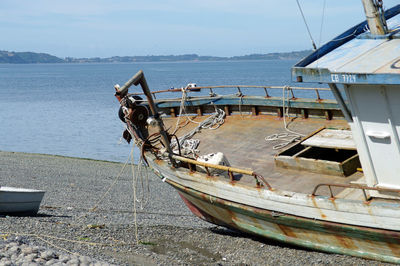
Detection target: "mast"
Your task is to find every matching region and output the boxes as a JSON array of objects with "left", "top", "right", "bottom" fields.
[{"left": 361, "top": 0, "right": 388, "bottom": 35}]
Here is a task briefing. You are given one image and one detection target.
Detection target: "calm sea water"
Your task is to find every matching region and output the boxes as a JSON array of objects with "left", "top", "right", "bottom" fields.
[{"left": 0, "top": 60, "right": 331, "bottom": 162}]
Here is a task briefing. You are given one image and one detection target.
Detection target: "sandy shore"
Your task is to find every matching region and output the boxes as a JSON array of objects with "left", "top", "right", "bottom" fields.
[{"left": 0, "top": 151, "right": 389, "bottom": 265}]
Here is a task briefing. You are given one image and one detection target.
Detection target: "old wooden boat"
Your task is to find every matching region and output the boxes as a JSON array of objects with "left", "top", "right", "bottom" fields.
[
  {"left": 114, "top": 1, "right": 400, "bottom": 263},
  {"left": 0, "top": 186, "right": 45, "bottom": 215}
]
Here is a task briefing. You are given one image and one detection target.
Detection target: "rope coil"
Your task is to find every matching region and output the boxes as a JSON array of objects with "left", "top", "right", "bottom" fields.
[
  {"left": 170, "top": 107, "right": 225, "bottom": 156},
  {"left": 265, "top": 133, "right": 302, "bottom": 150}
]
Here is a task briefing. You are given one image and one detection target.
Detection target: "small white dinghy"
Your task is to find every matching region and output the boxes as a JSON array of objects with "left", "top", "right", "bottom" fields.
[{"left": 0, "top": 186, "right": 45, "bottom": 215}]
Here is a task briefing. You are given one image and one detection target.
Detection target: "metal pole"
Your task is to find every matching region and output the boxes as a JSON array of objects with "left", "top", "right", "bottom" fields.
[
  {"left": 361, "top": 0, "right": 387, "bottom": 35},
  {"left": 124, "top": 70, "right": 177, "bottom": 166},
  {"left": 328, "top": 83, "right": 353, "bottom": 123}
]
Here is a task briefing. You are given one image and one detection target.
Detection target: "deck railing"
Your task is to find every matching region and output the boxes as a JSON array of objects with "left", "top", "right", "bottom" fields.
[
  {"left": 312, "top": 183, "right": 400, "bottom": 202},
  {"left": 130, "top": 85, "right": 331, "bottom": 101},
  {"left": 171, "top": 154, "right": 272, "bottom": 190}
]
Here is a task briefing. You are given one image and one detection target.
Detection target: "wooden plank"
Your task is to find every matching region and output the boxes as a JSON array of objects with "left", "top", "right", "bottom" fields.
[
  {"left": 197, "top": 106, "right": 203, "bottom": 116},
  {"left": 224, "top": 105, "right": 230, "bottom": 116},
  {"left": 154, "top": 114, "right": 355, "bottom": 193},
  {"left": 302, "top": 129, "right": 356, "bottom": 150},
  {"left": 251, "top": 106, "right": 258, "bottom": 116},
  {"left": 301, "top": 109, "right": 309, "bottom": 119}
]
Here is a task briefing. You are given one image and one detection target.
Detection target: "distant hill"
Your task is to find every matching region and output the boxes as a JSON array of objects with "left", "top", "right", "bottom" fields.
[
  {"left": 66, "top": 50, "right": 312, "bottom": 63},
  {"left": 0, "top": 50, "right": 312, "bottom": 64},
  {"left": 230, "top": 50, "right": 312, "bottom": 60},
  {"left": 0, "top": 50, "right": 64, "bottom": 63},
  {"left": 64, "top": 54, "right": 224, "bottom": 63}
]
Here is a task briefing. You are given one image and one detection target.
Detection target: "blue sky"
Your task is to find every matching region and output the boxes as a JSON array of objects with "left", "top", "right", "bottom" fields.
[{"left": 1, "top": 0, "right": 399, "bottom": 58}]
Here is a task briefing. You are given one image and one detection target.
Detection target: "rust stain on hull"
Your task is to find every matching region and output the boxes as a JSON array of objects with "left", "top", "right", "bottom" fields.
[
  {"left": 167, "top": 179, "right": 400, "bottom": 264},
  {"left": 178, "top": 192, "right": 207, "bottom": 221},
  {"left": 178, "top": 192, "right": 229, "bottom": 227},
  {"left": 387, "top": 242, "right": 400, "bottom": 258},
  {"left": 277, "top": 224, "right": 297, "bottom": 238},
  {"left": 334, "top": 235, "right": 358, "bottom": 251},
  {"left": 310, "top": 196, "right": 328, "bottom": 219}
]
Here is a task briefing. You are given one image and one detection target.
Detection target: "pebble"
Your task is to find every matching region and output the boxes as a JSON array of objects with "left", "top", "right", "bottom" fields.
[
  {"left": 40, "top": 250, "right": 55, "bottom": 260},
  {"left": 0, "top": 241, "right": 114, "bottom": 266}
]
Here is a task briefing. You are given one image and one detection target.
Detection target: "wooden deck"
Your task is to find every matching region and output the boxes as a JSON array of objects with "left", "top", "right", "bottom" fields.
[{"left": 157, "top": 113, "right": 364, "bottom": 195}]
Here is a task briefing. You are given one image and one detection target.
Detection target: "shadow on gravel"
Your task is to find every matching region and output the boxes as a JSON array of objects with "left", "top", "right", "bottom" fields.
[
  {"left": 150, "top": 237, "right": 222, "bottom": 264},
  {"left": 209, "top": 226, "right": 314, "bottom": 253},
  {"left": 0, "top": 213, "right": 71, "bottom": 218},
  {"left": 35, "top": 213, "right": 71, "bottom": 218}
]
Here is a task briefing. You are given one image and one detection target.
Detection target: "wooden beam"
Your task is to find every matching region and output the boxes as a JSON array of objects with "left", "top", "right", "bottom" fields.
[
  {"left": 251, "top": 106, "right": 258, "bottom": 116},
  {"left": 301, "top": 109, "right": 309, "bottom": 119},
  {"left": 277, "top": 107, "right": 283, "bottom": 118},
  {"left": 325, "top": 110, "right": 332, "bottom": 120},
  {"left": 170, "top": 108, "right": 176, "bottom": 117},
  {"left": 197, "top": 106, "right": 203, "bottom": 116},
  {"left": 224, "top": 105, "right": 230, "bottom": 116}
]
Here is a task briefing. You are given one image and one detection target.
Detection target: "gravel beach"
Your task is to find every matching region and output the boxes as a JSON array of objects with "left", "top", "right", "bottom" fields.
[{"left": 0, "top": 151, "right": 391, "bottom": 265}]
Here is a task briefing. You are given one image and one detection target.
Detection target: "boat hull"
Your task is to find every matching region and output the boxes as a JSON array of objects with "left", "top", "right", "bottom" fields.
[
  {"left": 0, "top": 187, "right": 45, "bottom": 215},
  {"left": 167, "top": 179, "right": 400, "bottom": 264}
]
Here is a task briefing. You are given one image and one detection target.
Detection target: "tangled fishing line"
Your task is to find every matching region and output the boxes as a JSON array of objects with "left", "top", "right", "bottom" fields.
[
  {"left": 169, "top": 87, "right": 225, "bottom": 156},
  {"left": 170, "top": 107, "right": 225, "bottom": 156}
]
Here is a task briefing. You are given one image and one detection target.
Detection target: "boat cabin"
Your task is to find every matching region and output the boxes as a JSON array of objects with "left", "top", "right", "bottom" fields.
[{"left": 292, "top": 3, "right": 400, "bottom": 197}]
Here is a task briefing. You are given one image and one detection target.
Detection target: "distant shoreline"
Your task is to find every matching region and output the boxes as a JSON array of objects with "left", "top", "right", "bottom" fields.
[
  {"left": 0, "top": 50, "right": 311, "bottom": 64},
  {"left": 0, "top": 150, "right": 124, "bottom": 164}
]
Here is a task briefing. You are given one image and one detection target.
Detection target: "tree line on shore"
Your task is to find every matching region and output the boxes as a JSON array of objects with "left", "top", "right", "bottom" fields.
[{"left": 0, "top": 50, "right": 311, "bottom": 64}]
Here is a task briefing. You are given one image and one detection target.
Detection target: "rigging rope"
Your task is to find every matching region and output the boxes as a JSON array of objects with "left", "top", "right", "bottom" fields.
[
  {"left": 265, "top": 86, "right": 305, "bottom": 150},
  {"left": 238, "top": 95, "right": 244, "bottom": 117},
  {"left": 135, "top": 157, "right": 150, "bottom": 209},
  {"left": 282, "top": 86, "right": 305, "bottom": 137},
  {"left": 170, "top": 106, "right": 225, "bottom": 156},
  {"left": 74, "top": 131, "right": 151, "bottom": 246},
  {"left": 296, "top": 0, "right": 317, "bottom": 50},
  {"left": 318, "top": 0, "right": 327, "bottom": 48},
  {"left": 315, "top": 0, "right": 327, "bottom": 68},
  {"left": 172, "top": 87, "right": 201, "bottom": 135},
  {"left": 170, "top": 87, "right": 225, "bottom": 156},
  {"left": 6, "top": 121, "right": 154, "bottom": 253},
  {"left": 131, "top": 147, "right": 139, "bottom": 245}
]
